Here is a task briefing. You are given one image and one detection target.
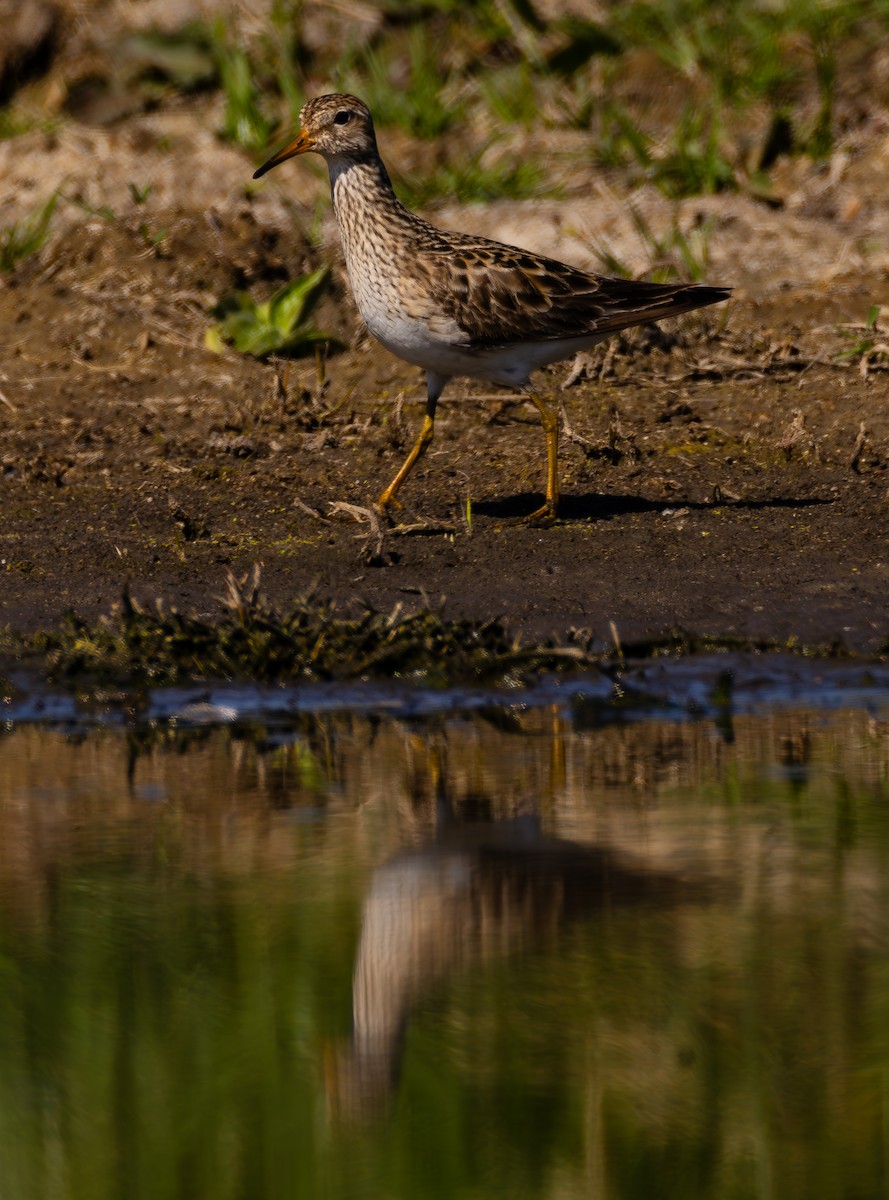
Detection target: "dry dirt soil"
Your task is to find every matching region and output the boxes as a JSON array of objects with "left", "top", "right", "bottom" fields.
[{"left": 1, "top": 7, "right": 888, "bottom": 653}]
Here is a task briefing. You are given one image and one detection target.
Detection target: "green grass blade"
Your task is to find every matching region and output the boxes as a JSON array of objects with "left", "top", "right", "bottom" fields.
[{"left": 0, "top": 191, "right": 58, "bottom": 272}]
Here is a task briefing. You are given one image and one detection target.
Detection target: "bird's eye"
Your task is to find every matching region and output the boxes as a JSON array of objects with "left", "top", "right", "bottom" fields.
[{"left": 333, "top": 111, "right": 352, "bottom": 126}]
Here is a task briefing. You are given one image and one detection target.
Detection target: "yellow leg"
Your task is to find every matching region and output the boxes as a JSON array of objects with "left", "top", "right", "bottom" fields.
[
  {"left": 519, "top": 389, "right": 559, "bottom": 525},
  {"left": 377, "top": 390, "right": 438, "bottom": 512}
]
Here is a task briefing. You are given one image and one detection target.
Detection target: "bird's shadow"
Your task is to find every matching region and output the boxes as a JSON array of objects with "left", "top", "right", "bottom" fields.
[{"left": 473, "top": 491, "right": 835, "bottom": 523}]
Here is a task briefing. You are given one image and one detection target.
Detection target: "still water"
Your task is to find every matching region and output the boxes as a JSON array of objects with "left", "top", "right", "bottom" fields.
[{"left": 2, "top": 671, "right": 889, "bottom": 1199}]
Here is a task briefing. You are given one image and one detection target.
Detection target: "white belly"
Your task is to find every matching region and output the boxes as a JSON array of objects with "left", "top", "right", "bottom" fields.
[{"left": 351, "top": 265, "right": 608, "bottom": 387}]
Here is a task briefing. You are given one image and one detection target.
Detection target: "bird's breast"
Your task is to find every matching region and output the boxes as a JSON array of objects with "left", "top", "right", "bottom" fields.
[{"left": 339, "top": 236, "right": 467, "bottom": 368}]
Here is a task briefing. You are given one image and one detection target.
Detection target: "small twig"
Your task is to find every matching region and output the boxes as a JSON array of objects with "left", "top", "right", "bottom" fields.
[
  {"left": 778, "top": 410, "right": 816, "bottom": 461},
  {"left": 327, "top": 501, "right": 387, "bottom": 564},
  {"left": 560, "top": 403, "right": 631, "bottom": 464},
  {"left": 849, "top": 421, "right": 868, "bottom": 473},
  {"left": 293, "top": 496, "right": 324, "bottom": 520},
  {"left": 459, "top": 493, "right": 473, "bottom": 538},
  {"left": 484, "top": 395, "right": 527, "bottom": 424},
  {"left": 75, "top": 358, "right": 138, "bottom": 373},
  {"left": 327, "top": 500, "right": 382, "bottom": 527},
  {"left": 559, "top": 402, "right": 598, "bottom": 452},
  {"left": 710, "top": 484, "right": 742, "bottom": 503},
  {"left": 561, "top": 352, "right": 597, "bottom": 389},
  {"left": 390, "top": 521, "right": 457, "bottom": 536},
  {"left": 390, "top": 391, "right": 408, "bottom": 448},
  {"left": 598, "top": 341, "right": 618, "bottom": 380},
  {"left": 271, "top": 363, "right": 289, "bottom": 410},
  {"left": 218, "top": 564, "right": 265, "bottom": 613},
  {"left": 0, "top": 388, "right": 16, "bottom": 413}
]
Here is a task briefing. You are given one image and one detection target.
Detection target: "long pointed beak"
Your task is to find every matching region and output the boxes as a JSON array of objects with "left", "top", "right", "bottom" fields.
[{"left": 253, "top": 129, "right": 315, "bottom": 179}]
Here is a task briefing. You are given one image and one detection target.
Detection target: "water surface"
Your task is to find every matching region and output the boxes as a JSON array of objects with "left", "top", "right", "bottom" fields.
[{"left": 1, "top": 682, "right": 888, "bottom": 1198}]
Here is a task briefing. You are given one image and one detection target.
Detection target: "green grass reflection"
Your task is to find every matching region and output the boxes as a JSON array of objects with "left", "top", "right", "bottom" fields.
[{"left": 0, "top": 709, "right": 887, "bottom": 1199}]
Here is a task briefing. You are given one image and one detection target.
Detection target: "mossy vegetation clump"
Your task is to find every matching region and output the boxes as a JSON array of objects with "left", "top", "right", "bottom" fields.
[
  {"left": 20, "top": 570, "right": 591, "bottom": 687},
  {"left": 4, "top": 568, "right": 849, "bottom": 693}
]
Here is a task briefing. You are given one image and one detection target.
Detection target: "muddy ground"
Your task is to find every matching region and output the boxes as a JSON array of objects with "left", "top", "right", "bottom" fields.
[{"left": 1, "top": 12, "right": 889, "bottom": 654}]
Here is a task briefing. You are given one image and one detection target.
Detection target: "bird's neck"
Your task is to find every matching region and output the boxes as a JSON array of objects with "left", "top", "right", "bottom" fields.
[{"left": 328, "top": 154, "right": 415, "bottom": 246}]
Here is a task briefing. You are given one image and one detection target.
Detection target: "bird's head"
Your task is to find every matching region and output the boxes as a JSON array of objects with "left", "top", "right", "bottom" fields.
[{"left": 253, "top": 94, "right": 377, "bottom": 179}]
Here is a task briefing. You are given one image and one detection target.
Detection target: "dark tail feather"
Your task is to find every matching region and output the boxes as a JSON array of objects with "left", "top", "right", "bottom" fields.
[{"left": 593, "top": 282, "right": 731, "bottom": 336}]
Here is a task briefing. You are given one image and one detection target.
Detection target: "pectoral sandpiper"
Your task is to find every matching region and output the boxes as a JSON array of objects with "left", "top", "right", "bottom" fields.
[{"left": 254, "top": 94, "right": 730, "bottom": 524}]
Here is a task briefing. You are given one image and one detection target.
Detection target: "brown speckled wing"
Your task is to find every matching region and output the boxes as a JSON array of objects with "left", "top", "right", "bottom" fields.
[{"left": 415, "top": 231, "right": 729, "bottom": 349}]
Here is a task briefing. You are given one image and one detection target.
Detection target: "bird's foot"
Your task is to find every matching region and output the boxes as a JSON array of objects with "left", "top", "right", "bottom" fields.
[
  {"left": 376, "top": 486, "right": 403, "bottom": 508},
  {"left": 375, "top": 495, "right": 403, "bottom": 525},
  {"left": 509, "top": 500, "right": 558, "bottom": 527}
]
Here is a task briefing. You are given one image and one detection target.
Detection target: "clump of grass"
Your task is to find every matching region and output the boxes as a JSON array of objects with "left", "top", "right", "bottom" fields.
[
  {"left": 211, "top": 22, "right": 274, "bottom": 149},
  {"left": 791, "top": 0, "right": 864, "bottom": 158},
  {"left": 586, "top": 200, "right": 712, "bottom": 283},
  {"left": 836, "top": 305, "right": 889, "bottom": 375},
  {"left": 477, "top": 61, "right": 541, "bottom": 127},
  {"left": 546, "top": 15, "right": 623, "bottom": 76},
  {"left": 9, "top": 570, "right": 847, "bottom": 691},
  {"left": 59, "top": 191, "right": 117, "bottom": 221},
  {"left": 0, "top": 191, "right": 58, "bottom": 272},
  {"left": 651, "top": 104, "right": 736, "bottom": 197},
  {"left": 27, "top": 571, "right": 585, "bottom": 687},
  {"left": 128, "top": 182, "right": 153, "bottom": 205},
  {"left": 338, "top": 25, "right": 459, "bottom": 138},
  {"left": 0, "top": 108, "right": 49, "bottom": 141},
  {"left": 398, "top": 148, "right": 556, "bottom": 208},
  {"left": 138, "top": 221, "right": 168, "bottom": 252},
  {"left": 591, "top": 0, "right": 868, "bottom": 183},
  {"left": 221, "top": 0, "right": 885, "bottom": 215},
  {"left": 191, "top": 0, "right": 889, "bottom": 225},
  {"left": 205, "top": 268, "right": 340, "bottom": 359},
  {"left": 119, "top": 25, "right": 218, "bottom": 93},
  {"left": 593, "top": 99, "right": 654, "bottom": 169},
  {"left": 595, "top": 100, "right": 736, "bottom": 197},
  {"left": 263, "top": 0, "right": 306, "bottom": 124}
]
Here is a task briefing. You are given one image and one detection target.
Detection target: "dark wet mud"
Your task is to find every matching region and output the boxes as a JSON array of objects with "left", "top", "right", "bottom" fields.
[
  {"left": 1, "top": 219, "right": 887, "bottom": 653},
  {"left": 2, "top": 10, "right": 889, "bottom": 660}
]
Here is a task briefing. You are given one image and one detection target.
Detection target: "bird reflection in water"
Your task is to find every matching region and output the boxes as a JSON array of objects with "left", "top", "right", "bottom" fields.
[{"left": 328, "top": 744, "right": 704, "bottom": 1122}]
